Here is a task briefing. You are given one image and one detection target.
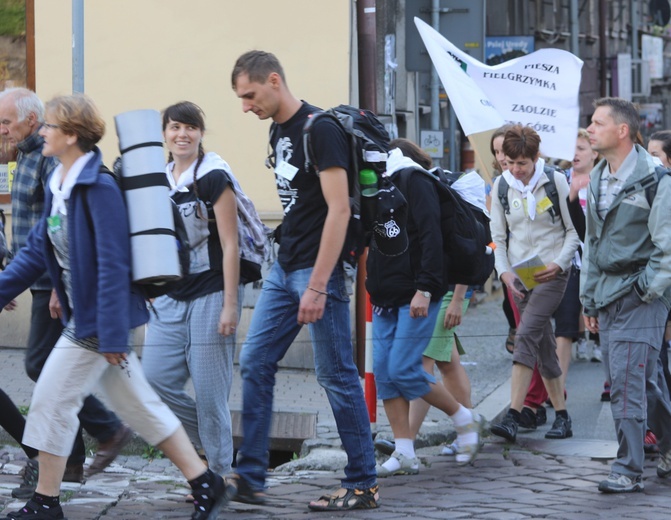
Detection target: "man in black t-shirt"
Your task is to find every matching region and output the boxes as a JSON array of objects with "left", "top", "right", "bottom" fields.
[{"left": 231, "top": 51, "right": 378, "bottom": 511}]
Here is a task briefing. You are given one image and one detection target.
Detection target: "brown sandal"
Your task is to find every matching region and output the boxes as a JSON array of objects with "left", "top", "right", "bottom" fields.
[
  {"left": 229, "top": 473, "right": 267, "bottom": 505},
  {"left": 85, "top": 424, "right": 133, "bottom": 478},
  {"left": 505, "top": 327, "right": 516, "bottom": 354},
  {"left": 308, "top": 485, "right": 379, "bottom": 511}
]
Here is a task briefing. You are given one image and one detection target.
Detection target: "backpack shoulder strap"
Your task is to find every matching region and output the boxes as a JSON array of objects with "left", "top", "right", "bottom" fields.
[
  {"left": 497, "top": 175, "right": 510, "bottom": 215},
  {"left": 655, "top": 165, "right": 671, "bottom": 181},
  {"left": 542, "top": 166, "right": 560, "bottom": 206},
  {"left": 302, "top": 110, "right": 361, "bottom": 206},
  {"left": 542, "top": 166, "right": 565, "bottom": 229},
  {"left": 83, "top": 165, "right": 117, "bottom": 232},
  {"left": 302, "top": 110, "right": 346, "bottom": 173},
  {"left": 266, "top": 122, "right": 279, "bottom": 170},
  {"left": 496, "top": 169, "right": 564, "bottom": 227},
  {"left": 644, "top": 165, "right": 671, "bottom": 205}
]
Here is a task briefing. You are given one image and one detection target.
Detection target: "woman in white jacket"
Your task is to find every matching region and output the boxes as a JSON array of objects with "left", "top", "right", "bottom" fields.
[{"left": 488, "top": 125, "right": 580, "bottom": 444}]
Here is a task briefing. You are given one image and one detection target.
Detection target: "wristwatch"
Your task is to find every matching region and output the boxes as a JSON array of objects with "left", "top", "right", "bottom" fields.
[{"left": 420, "top": 290, "right": 431, "bottom": 298}]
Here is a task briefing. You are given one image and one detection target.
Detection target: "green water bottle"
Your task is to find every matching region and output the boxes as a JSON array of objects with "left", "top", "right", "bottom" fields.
[{"left": 359, "top": 168, "right": 378, "bottom": 230}]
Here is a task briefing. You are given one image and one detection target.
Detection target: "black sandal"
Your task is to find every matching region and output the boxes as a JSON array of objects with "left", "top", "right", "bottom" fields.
[
  {"left": 308, "top": 485, "right": 380, "bottom": 511},
  {"left": 229, "top": 473, "right": 267, "bottom": 505}
]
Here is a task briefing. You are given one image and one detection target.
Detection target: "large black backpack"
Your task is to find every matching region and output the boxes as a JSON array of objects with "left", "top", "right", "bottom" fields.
[
  {"left": 302, "top": 104, "right": 390, "bottom": 176},
  {"left": 302, "top": 104, "right": 391, "bottom": 266},
  {"left": 303, "top": 105, "right": 390, "bottom": 265},
  {"left": 268, "top": 104, "right": 391, "bottom": 266},
  {"left": 394, "top": 166, "right": 494, "bottom": 287},
  {"left": 439, "top": 169, "right": 495, "bottom": 286}
]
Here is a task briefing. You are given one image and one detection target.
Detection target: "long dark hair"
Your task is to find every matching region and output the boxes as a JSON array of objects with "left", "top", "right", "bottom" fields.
[
  {"left": 650, "top": 130, "right": 671, "bottom": 159},
  {"left": 162, "top": 101, "right": 210, "bottom": 220},
  {"left": 389, "top": 138, "right": 433, "bottom": 169},
  {"left": 490, "top": 124, "right": 514, "bottom": 172}
]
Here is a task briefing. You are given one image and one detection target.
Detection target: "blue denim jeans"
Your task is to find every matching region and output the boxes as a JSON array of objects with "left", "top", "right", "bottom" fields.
[
  {"left": 237, "top": 262, "right": 377, "bottom": 492},
  {"left": 373, "top": 301, "right": 441, "bottom": 401}
]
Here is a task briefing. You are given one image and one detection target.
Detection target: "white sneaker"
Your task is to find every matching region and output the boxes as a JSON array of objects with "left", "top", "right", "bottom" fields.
[
  {"left": 440, "top": 441, "right": 459, "bottom": 456},
  {"left": 576, "top": 338, "right": 588, "bottom": 360},
  {"left": 591, "top": 345, "right": 603, "bottom": 363},
  {"left": 442, "top": 438, "right": 486, "bottom": 456}
]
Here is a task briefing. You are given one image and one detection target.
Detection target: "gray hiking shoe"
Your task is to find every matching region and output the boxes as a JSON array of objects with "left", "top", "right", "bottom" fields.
[
  {"left": 598, "top": 472, "right": 643, "bottom": 493},
  {"left": 658, "top": 450, "right": 671, "bottom": 478}
]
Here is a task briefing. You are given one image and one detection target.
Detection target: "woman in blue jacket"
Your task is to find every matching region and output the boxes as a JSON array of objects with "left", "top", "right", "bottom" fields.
[{"left": 0, "top": 94, "right": 231, "bottom": 520}]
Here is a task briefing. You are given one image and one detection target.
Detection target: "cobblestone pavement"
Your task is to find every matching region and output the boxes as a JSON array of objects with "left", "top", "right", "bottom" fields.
[
  {"left": 0, "top": 296, "right": 514, "bottom": 470},
  {"left": 5, "top": 294, "right": 666, "bottom": 518},
  {"left": 3, "top": 440, "right": 671, "bottom": 519}
]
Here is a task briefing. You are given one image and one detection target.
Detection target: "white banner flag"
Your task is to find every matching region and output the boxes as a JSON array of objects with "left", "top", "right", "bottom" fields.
[{"left": 415, "top": 18, "right": 583, "bottom": 161}]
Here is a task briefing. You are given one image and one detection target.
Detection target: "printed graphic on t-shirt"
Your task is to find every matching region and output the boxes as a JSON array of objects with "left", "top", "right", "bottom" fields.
[
  {"left": 276, "top": 135, "right": 294, "bottom": 165},
  {"left": 178, "top": 200, "right": 211, "bottom": 274},
  {"left": 274, "top": 136, "right": 298, "bottom": 214}
]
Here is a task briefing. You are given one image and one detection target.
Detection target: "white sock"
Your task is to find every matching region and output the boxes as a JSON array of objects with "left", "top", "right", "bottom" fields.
[
  {"left": 451, "top": 405, "right": 473, "bottom": 428},
  {"left": 452, "top": 406, "right": 478, "bottom": 447},
  {"left": 381, "top": 438, "right": 416, "bottom": 472},
  {"left": 394, "top": 438, "right": 415, "bottom": 459},
  {"left": 380, "top": 455, "right": 401, "bottom": 472}
]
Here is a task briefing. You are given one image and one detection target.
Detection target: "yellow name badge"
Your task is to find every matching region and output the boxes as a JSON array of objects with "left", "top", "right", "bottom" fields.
[
  {"left": 8, "top": 161, "right": 17, "bottom": 192},
  {"left": 536, "top": 196, "right": 554, "bottom": 214}
]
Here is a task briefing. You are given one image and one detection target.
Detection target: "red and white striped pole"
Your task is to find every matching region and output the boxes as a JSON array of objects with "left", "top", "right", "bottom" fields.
[{"left": 364, "top": 291, "right": 376, "bottom": 424}]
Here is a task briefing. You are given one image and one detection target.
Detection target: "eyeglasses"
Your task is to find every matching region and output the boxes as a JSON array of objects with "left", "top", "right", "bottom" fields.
[{"left": 42, "top": 123, "right": 60, "bottom": 130}]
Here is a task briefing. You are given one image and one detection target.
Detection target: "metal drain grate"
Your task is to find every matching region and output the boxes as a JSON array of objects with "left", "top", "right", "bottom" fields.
[{"left": 231, "top": 410, "right": 317, "bottom": 453}]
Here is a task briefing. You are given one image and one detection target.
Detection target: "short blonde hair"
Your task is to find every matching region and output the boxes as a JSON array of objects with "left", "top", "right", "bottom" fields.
[
  {"left": 45, "top": 94, "right": 105, "bottom": 152},
  {"left": 576, "top": 127, "right": 601, "bottom": 167}
]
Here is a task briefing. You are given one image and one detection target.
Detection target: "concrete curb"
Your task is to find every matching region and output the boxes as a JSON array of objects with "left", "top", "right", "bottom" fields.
[{"left": 475, "top": 375, "right": 511, "bottom": 427}]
